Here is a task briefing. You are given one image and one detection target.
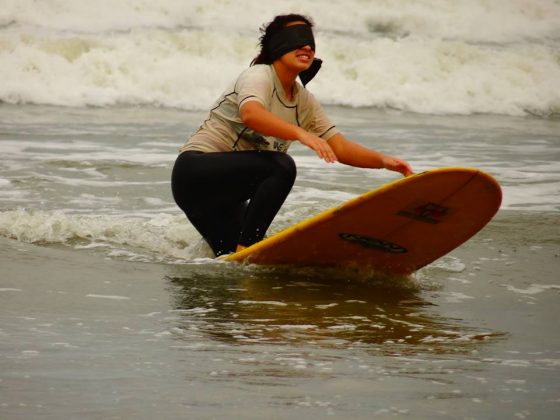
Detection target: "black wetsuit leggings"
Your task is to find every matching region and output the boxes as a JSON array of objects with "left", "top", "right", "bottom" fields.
[{"left": 171, "top": 150, "right": 297, "bottom": 256}]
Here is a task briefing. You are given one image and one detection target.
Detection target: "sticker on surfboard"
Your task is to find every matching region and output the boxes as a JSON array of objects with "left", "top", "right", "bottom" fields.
[
  {"left": 339, "top": 232, "right": 408, "bottom": 254},
  {"left": 397, "top": 201, "right": 452, "bottom": 224}
]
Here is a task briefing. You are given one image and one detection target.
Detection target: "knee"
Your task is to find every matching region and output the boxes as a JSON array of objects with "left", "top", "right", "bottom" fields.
[{"left": 271, "top": 152, "right": 297, "bottom": 182}]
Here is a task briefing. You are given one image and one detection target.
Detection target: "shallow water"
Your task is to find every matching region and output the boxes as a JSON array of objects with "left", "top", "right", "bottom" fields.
[
  {"left": 1, "top": 219, "right": 559, "bottom": 419},
  {"left": 1, "top": 104, "right": 559, "bottom": 419}
]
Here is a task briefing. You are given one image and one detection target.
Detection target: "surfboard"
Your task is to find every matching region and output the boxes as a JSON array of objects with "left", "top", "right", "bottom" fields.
[{"left": 224, "top": 167, "right": 502, "bottom": 276}]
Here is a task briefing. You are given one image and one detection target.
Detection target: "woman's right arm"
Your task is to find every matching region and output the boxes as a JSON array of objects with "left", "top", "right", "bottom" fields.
[{"left": 240, "top": 101, "right": 338, "bottom": 163}]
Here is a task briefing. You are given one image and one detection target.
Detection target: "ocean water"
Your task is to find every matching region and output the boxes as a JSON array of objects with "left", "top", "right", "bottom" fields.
[{"left": 1, "top": 1, "right": 560, "bottom": 419}]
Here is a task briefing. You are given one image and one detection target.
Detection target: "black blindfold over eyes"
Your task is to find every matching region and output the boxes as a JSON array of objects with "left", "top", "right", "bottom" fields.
[
  {"left": 268, "top": 24, "right": 316, "bottom": 62},
  {"left": 268, "top": 24, "right": 322, "bottom": 86}
]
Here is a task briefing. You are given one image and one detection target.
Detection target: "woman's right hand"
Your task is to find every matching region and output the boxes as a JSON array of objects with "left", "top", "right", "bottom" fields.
[{"left": 297, "top": 129, "right": 338, "bottom": 163}]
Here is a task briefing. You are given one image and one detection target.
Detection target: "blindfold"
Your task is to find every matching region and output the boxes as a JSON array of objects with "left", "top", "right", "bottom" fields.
[{"left": 268, "top": 24, "right": 323, "bottom": 86}]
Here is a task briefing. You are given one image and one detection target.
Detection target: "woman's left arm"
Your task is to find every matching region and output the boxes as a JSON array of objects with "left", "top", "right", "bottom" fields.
[{"left": 327, "top": 133, "right": 414, "bottom": 177}]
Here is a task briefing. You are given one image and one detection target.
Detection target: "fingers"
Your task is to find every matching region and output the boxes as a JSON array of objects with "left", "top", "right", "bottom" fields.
[
  {"left": 383, "top": 155, "right": 414, "bottom": 177},
  {"left": 316, "top": 141, "right": 337, "bottom": 163},
  {"left": 298, "top": 132, "right": 337, "bottom": 163},
  {"left": 399, "top": 160, "right": 414, "bottom": 176},
  {"left": 396, "top": 160, "right": 413, "bottom": 176}
]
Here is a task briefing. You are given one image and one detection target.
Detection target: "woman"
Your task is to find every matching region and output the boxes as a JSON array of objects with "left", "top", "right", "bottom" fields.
[{"left": 172, "top": 14, "right": 413, "bottom": 257}]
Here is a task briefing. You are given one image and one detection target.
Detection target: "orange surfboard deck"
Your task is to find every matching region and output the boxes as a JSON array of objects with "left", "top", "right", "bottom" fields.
[{"left": 225, "top": 167, "right": 502, "bottom": 275}]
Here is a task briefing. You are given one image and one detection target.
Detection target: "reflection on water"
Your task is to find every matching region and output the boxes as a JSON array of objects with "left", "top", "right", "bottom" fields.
[{"left": 165, "top": 263, "right": 504, "bottom": 355}]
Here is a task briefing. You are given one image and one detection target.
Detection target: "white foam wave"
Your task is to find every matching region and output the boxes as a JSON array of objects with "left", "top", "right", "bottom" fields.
[
  {"left": 1, "top": 0, "right": 559, "bottom": 116},
  {"left": 0, "top": 208, "right": 212, "bottom": 262},
  {"left": 317, "top": 36, "right": 560, "bottom": 116},
  {"left": 505, "top": 284, "right": 560, "bottom": 295},
  {"left": 86, "top": 294, "right": 131, "bottom": 300},
  {"left": 3, "top": 0, "right": 559, "bottom": 42}
]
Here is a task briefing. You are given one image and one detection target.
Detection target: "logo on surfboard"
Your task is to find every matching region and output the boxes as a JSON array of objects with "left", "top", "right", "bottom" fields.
[
  {"left": 339, "top": 233, "right": 408, "bottom": 253},
  {"left": 397, "top": 201, "right": 451, "bottom": 224}
]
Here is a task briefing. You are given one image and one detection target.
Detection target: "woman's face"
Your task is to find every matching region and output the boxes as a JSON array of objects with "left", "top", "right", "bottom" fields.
[
  {"left": 281, "top": 45, "right": 315, "bottom": 72},
  {"left": 277, "top": 21, "right": 315, "bottom": 72}
]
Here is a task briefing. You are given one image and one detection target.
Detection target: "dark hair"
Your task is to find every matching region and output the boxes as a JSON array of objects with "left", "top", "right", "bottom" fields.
[{"left": 251, "top": 14, "right": 314, "bottom": 65}]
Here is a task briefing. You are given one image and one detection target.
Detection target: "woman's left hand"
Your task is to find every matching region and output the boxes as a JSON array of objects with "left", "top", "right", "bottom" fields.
[{"left": 381, "top": 155, "right": 414, "bottom": 177}]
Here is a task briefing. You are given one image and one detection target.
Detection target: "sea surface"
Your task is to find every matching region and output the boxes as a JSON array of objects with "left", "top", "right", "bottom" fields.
[{"left": 1, "top": 1, "right": 560, "bottom": 419}]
